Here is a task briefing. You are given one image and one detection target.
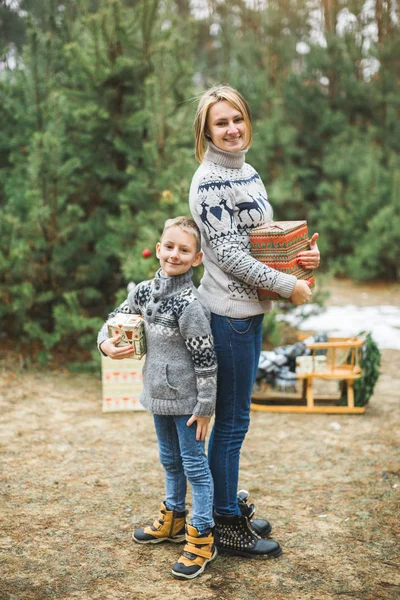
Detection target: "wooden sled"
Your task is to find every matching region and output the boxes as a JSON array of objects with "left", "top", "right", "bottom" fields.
[{"left": 251, "top": 337, "right": 366, "bottom": 414}]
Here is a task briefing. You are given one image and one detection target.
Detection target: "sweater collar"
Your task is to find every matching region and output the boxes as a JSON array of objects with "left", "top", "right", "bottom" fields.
[
  {"left": 153, "top": 268, "right": 193, "bottom": 296},
  {"left": 204, "top": 141, "right": 246, "bottom": 169}
]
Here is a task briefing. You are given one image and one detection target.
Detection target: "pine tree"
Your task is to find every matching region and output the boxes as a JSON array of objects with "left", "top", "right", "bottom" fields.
[{"left": 1, "top": 0, "right": 399, "bottom": 362}]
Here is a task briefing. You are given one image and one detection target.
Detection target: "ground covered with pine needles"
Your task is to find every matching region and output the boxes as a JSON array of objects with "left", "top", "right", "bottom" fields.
[{"left": 1, "top": 280, "right": 399, "bottom": 600}]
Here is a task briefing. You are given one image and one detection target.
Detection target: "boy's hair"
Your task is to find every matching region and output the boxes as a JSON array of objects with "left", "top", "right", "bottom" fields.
[
  {"left": 193, "top": 85, "right": 253, "bottom": 163},
  {"left": 161, "top": 216, "right": 202, "bottom": 254}
]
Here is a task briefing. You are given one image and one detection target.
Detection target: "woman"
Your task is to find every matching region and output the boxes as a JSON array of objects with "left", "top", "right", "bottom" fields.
[{"left": 189, "top": 86, "right": 320, "bottom": 558}]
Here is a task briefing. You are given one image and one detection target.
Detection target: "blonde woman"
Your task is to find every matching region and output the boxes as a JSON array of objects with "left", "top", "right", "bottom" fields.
[{"left": 189, "top": 86, "right": 320, "bottom": 558}]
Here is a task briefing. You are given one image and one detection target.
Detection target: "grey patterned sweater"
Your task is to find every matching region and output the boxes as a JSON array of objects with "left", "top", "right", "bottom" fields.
[
  {"left": 97, "top": 269, "right": 217, "bottom": 418},
  {"left": 189, "top": 142, "right": 297, "bottom": 318}
]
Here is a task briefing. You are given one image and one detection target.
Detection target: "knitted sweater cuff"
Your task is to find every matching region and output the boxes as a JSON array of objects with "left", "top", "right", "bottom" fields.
[
  {"left": 97, "top": 325, "right": 108, "bottom": 356},
  {"left": 273, "top": 273, "right": 297, "bottom": 299},
  {"left": 192, "top": 399, "right": 215, "bottom": 418}
]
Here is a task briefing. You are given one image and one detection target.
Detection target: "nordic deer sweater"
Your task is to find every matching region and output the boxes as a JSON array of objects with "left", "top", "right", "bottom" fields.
[
  {"left": 189, "top": 142, "right": 297, "bottom": 318},
  {"left": 97, "top": 269, "right": 217, "bottom": 418}
]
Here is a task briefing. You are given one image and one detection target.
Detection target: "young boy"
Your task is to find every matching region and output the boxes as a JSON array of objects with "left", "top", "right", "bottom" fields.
[{"left": 98, "top": 217, "right": 218, "bottom": 580}]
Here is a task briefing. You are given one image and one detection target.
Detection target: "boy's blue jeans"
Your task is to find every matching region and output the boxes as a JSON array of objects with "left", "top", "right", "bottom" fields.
[
  {"left": 153, "top": 414, "right": 214, "bottom": 534},
  {"left": 208, "top": 312, "right": 264, "bottom": 516}
]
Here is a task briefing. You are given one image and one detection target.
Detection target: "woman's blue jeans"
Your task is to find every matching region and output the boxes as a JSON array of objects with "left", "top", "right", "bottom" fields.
[
  {"left": 153, "top": 414, "right": 214, "bottom": 533},
  {"left": 208, "top": 312, "right": 264, "bottom": 516}
]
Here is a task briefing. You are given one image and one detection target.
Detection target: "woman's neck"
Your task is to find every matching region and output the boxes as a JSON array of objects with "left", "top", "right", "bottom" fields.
[{"left": 204, "top": 141, "right": 246, "bottom": 169}]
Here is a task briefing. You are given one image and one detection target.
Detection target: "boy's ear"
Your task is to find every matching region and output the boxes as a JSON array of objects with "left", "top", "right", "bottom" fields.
[
  {"left": 192, "top": 251, "right": 203, "bottom": 267},
  {"left": 155, "top": 242, "right": 161, "bottom": 258}
]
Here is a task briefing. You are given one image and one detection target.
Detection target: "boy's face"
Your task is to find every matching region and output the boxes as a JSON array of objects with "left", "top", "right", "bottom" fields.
[{"left": 156, "top": 226, "right": 202, "bottom": 278}]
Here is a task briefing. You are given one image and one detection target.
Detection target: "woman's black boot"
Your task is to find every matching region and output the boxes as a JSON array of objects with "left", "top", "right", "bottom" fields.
[
  {"left": 214, "top": 513, "right": 282, "bottom": 559},
  {"left": 237, "top": 489, "right": 272, "bottom": 538}
]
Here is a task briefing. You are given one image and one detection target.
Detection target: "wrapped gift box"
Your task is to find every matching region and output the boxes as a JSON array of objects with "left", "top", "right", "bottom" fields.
[
  {"left": 295, "top": 356, "right": 313, "bottom": 375},
  {"left": 250, "top": 220, "right": 315, "bottom": 301},
  {"left": 296, "top": 355, "right": 327, "bottom": 375},
  {"left": 106, "top": 313, "right": 146, "bottom": 359},
  {"left": 102, "top": 356, "right": 145, "bottom": 412}
]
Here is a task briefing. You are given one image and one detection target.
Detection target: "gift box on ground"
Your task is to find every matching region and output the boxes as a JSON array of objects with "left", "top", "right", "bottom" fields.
[
  {"left": 106, "top": 313, "right": 146, "bottom": 359},
  {"left": 102, "top": 355, "right": 145, "bottom": 412},
  {"left": 250, "top": 220, "right": 315, "bottom": 301}
]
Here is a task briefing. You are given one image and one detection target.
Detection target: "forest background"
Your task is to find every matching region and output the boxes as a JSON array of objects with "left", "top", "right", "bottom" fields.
[{"left": 1, "top": 0, "right": 399, "bottom": 367}]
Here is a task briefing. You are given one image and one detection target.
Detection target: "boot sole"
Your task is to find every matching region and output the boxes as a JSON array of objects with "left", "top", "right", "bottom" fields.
[
  {"left": 217, "top": 545, "right": 282, "bottom": 559},
  {"left": 132, "top": 533, "right": 185, "bottom": 544},
  {"left": 171, "top": 547, "right": 218, "bottom": 580}
]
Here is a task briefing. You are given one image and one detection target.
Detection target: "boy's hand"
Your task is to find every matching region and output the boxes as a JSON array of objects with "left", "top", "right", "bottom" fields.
[
  {"left": 290, "top": 280, "right": 312, "bottom": 305},
  {"left": 100, "top": 335, "right": 136, "bottom": 359},
  {"left": 186, "top": 415, "right": 211, "bottom": 441}
]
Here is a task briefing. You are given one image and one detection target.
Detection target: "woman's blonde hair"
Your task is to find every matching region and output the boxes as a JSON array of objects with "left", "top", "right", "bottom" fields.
[{"left": 193, "top": 85, "right": 253, "bottom": 163}]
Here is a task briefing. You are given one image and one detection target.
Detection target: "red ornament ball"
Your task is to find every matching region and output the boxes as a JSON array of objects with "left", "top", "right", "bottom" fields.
[{"left": 142, "top": 248, "right": 152, "bottom": 258}]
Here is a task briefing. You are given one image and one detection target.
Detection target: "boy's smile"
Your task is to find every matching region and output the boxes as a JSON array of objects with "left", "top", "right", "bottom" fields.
[{"left": 156, "top": 226, "right": 202, "bottom": 278}]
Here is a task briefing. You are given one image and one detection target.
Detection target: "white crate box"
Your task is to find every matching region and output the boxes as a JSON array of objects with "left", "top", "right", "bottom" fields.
[{"left": 102, "top": 355, "right": 145, "bottom": 412}]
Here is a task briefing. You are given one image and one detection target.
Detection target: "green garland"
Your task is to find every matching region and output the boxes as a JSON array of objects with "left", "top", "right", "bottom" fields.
[{"left": 339, "top": 332, "right": 381, "bottom": 407}]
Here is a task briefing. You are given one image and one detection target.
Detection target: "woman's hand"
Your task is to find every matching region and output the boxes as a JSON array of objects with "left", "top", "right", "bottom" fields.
[
  {"left": 100, "top": 334, "right": 136, "bottom": 359},
  {"left": 187, "top": 415, "right": 211, "bottom": 441},
  {"left": 290, "top": 280, "right": 312, "bottom": 305},
  {"left": 297, "top": 232, "right": 320, "bottom": 270}
]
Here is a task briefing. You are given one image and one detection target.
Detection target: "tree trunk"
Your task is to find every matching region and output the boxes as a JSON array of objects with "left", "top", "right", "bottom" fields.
[
  {"left": 322, "top": 0, "right": 337, "bottom": 34},
  {"left": 376, "top": 0, "right": 383, "bottom": 44}
]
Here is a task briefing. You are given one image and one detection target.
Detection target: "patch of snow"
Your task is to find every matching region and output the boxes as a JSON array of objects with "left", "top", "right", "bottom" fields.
[{"left": 278, "top": 304, "right": 400, "bottom": 350}]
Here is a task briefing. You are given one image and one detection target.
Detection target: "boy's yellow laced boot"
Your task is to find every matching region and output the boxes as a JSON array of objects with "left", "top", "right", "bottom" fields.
[
  {"left": 132, "top": 502, "right": 186, "bottom": 544},
  {"left": 171, "top": 524, "right": 217, "bottom": 580}
]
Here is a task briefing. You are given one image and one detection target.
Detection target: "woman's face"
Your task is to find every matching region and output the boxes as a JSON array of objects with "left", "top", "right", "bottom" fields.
[{"left": 206, "top": 101, "right": 247, "bottom": 153}]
